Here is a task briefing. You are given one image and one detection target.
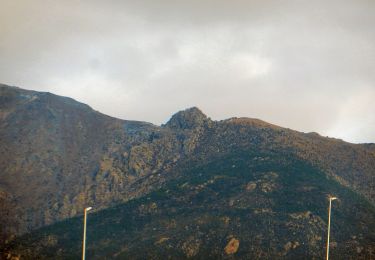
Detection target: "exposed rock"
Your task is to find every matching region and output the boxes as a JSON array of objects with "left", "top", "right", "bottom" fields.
[
  {"left": 155, "top": 237, "right": 169, "bottom": 245},
  {"left": 181, "top": 237, "right": 201, "bottom": 258},
  {"left": 246, "top": 182, "right": 257, "bottom": 191},
  {"left": 224, "top": 237, "right": 240, "bottom": 255},
  {"left": 283, "top": 241, "right": 300, "bottom": 252},
  {"left": 260, "top": 182, "right": 276, "bottom": 193},
  {"left": 138, "top": 202, "right": 158, "bottom": 215},
  {"left": 290, "top": 211, "right": 313, "bottom": 220},
  {"left": 164, "top": 107, "right": 208, "bottom": 130},
  {"left": 222, "top": 216, "right": 230, "bottom": 225}
]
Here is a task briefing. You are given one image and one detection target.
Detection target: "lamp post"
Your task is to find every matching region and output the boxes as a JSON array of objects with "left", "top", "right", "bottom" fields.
[
  {"left": 82, "top": 206, "right": 92, "bottom": 260},
  {"left": 326, "top": 196, "right": 337, "bottom": 260}
]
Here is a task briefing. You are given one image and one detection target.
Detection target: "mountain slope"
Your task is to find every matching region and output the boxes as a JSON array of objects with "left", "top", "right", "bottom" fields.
[
  {"left": 6, "top": 150, "right": 375, "bottom": 259},
  {"left": 0, "top": 84, "right": 374, "bottom": 258},
  {"left": 0, "top": 84, "right": 209, "bottom": 236},
  {"left": 1, "top": 84, "right": 127, "bottom": 233}
]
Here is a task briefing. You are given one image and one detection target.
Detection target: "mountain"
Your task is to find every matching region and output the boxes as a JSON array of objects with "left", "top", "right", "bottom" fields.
[{"left": 0, "top": 84, "right": 374, "bottom": 259}]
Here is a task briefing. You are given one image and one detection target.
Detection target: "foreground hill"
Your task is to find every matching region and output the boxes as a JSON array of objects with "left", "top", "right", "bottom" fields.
[
  {"left": 1, "top": 84, "right": 374, "bottom": 258},
  {"left": 5, "top": 150, "right": 375, "bottom": 259}
]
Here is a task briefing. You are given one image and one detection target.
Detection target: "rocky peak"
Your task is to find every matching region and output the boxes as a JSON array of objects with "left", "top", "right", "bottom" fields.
[{"left": 164, "top": 107, "right": 208, "bottom": 130}]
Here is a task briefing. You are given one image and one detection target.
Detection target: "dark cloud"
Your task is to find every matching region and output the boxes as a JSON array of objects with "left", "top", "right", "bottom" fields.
[{"left": 0, "top": 0, "right": 374, "bottom": 143}]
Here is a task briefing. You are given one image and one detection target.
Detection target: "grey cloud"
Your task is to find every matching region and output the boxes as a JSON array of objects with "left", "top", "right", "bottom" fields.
[{"left": 0, "top": 0, "right": 374, "bottom": 143}]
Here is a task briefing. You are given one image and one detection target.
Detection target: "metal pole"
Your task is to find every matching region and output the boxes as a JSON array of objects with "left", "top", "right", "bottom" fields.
[
  {"left": 82, "top": 208, "right": 87, "bottom": 260},
  {"left": 326, "top": 197, "right": 337, "bottom": 260},
  {"left": 326, "top": 198, "right": 332, "bottom": 260},
  {"left": 82, "top": 207, "right": 92, "bottom": 260}
]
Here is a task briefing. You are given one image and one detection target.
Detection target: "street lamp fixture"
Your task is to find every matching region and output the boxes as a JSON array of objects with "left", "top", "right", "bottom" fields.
[
  {"left": 82, "top": 207, "right": 93, "bottom": 260},
  {"left": 326, "top": 196, "right": 337, "bottom": 260}
]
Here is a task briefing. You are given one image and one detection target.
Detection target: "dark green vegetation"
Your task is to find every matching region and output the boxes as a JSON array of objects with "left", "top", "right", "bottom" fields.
[
  {"left": 1, "top": 84, "right": 375, "bottom": 259},
  {"left": 5, "top": 150, "right": 375, "bottom": 259}
]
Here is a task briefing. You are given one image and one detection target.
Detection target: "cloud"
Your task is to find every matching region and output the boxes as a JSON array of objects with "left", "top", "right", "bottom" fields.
[
  {"left": 326, "top": 86, "right": 375, "bottom": 143},
  {"left": 0, "top": 0, "right": 374, "bottom": 143}
]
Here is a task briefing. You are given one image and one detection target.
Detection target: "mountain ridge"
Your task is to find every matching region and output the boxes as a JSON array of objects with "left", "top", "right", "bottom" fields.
[{"left": 2, "top": 83, "right": 372, "bottom": 145}]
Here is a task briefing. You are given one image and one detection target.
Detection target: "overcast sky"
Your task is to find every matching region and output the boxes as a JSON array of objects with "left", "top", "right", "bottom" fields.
[{"left": 1, "top": 0, "right": 374, "bottom": 143}]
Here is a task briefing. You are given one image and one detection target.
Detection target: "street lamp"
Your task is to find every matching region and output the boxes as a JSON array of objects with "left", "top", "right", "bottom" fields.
[
  {"left": 82, "top": 207, "right": 92, "bottom": 260},
  {"left": 326, "top": 196, "right": 337, "bottom": 260}
]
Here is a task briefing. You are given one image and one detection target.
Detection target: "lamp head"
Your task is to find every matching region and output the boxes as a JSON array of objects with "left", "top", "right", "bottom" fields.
[
  {"left": 86, "top": 207, "right": 92, "bottom": 211},
  {"left": 330, "top": 196, "right": 338, "bottom": 201}
]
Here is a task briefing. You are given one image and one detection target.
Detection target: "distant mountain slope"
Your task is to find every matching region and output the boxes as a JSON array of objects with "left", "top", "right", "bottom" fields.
[
  {"left": 5, "top": 150, "right": 375, "bottom": 259},
  {"left": 0, "top": 85, "right": 128, "bottom": 231},
  {"left": 0, "top": 84, "right": 374, "bottom": 258},
  {"left": 0, "top": 84, "right": 207, "bottom": 236}
]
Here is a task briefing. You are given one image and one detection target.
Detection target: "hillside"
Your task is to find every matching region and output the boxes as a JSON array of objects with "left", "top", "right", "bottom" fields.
[
  {"left": 1, "top": 84, "right": 375, "bottom": 258},
  {"left": 5, "top": 150, "right": 375, "bottom": 259},
  {"left": 0, "top": 84, "right": 192, "bottom": 235}
]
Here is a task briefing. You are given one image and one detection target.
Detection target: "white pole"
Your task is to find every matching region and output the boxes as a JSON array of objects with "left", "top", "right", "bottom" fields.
[
  {"left": 82, "top": 207, "right": 92, "bottom": 260},
  {"left": 326, "top": 197, "right": 337, "bottom": 260}
]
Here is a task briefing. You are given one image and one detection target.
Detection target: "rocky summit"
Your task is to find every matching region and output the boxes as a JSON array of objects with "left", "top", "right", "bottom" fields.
[{"left": 0, "top": 84, "right": 374, "bottom": 259}]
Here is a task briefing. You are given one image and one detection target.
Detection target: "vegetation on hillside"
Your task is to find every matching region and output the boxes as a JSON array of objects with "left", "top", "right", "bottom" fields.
[{"left": 4, "top": 150, "right": 375, "bottom": 259}]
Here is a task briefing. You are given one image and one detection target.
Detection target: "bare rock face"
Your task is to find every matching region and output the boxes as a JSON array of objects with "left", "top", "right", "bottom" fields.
[
  {"left": 283, "top": 241, "right": 300, "bottom": 253},
  {"left": 181, "top": 236, "right": 201, "bottom": 258},
  {"left": 224, "top": 237, "right": 240, "bottom": 254},
  {"left": 164, "top": 107, "right": 209, "bottom": 130}
]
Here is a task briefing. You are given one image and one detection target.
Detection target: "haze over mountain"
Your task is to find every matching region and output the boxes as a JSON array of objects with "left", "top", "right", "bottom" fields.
[{"left": 1, "top": 84, "right": 374, "bottom": 259}]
